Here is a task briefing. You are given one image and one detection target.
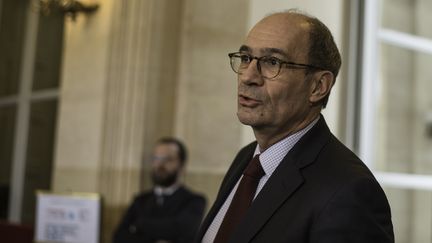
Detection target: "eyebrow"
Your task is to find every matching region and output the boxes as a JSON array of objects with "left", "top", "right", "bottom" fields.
[
  {"left": 238, "top": 45, "right": 290, "bottom": 59},
  {"left": 239, "top": 45, "right": 251, "bottom": 52}
]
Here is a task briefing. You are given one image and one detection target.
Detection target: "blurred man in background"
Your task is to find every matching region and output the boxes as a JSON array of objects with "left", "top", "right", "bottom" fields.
[{"left": 114, "top": 137, "right": 206, "bottom": 243}]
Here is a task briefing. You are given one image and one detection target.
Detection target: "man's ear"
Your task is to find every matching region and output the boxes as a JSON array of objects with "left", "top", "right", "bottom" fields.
[{"left": 309, "top": 71, "right": 334, "bottom": 104}]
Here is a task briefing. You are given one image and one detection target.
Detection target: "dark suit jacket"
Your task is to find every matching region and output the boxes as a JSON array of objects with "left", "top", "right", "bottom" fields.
[
  {"left": 197, "top": 116, "right": 394, "bottom": 243},
  {"left": 113, "top": 186, "right": 206, "bottom": 243}
]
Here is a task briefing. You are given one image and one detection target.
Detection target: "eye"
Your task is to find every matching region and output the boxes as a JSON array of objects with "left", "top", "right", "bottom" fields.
[
  {"left": 261, "top": 57, "right": 281, "bottom": 66},
  {"left": 239, "top": 54, "right": 252, "bottom": 63}
]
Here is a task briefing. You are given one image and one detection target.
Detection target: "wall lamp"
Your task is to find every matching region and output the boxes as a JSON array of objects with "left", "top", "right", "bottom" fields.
[{"left": 37, "top": 0, "right": 99, "bottom": 20}]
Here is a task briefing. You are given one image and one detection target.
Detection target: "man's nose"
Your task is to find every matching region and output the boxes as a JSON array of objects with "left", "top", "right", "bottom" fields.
[
  {"left": 152, "top": 158, "right": 165, "bottom": 167},
  {"left": 238, "top": 59, "right": 264, "bottom": 86}
]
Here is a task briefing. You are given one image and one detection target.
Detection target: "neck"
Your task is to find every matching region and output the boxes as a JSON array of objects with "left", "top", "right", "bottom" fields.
[
  {"left": 253, "top": 113, "right": 319, "bottom": 151},
  {"left": 154, "top": 182, "right": 181, "bottom": 194}
]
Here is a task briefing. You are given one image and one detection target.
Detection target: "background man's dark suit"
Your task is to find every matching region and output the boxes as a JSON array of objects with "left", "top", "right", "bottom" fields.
[
  {"left": 197, "top": 117, "right": 394, "bottom": 242},
  {"left": 114, "top": 186, "right": 206, "bottom": 243}
]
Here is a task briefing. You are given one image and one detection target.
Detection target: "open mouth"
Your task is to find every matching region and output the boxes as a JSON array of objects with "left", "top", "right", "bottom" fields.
[{"left": 238, "top": 95, "right": 261, "bottom": 107}]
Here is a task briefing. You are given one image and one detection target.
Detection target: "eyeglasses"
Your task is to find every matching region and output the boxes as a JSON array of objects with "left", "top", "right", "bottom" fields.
[
  {"left": 151, "top": 155, "right": 177, "bottom": 164},
  {"left": 228, "top": 52, "right": 324, "bottom": 79}
]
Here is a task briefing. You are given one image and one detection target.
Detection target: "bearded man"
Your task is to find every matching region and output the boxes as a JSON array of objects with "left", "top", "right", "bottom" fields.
[{"left": 113, "top": 137, "right": 206, "bottom": 243}]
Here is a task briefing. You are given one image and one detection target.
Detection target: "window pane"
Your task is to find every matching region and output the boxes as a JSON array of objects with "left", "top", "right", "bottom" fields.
[
  {"left": 375, "top": 44, "right": 432, "bottom": 174},
  {"left": 0, "top": 105, "right": 16, "bottom": 220},
  {"left": 32, "top": 10, "right": 64, "bottom": 91},
  {"left": 384, "top": 187, "right": 432, "bottom": 243},
  {"left": 381, "top": 0, "right": 432, "bottom": 39},
  {"left": 0, "top": 0, "right": 29, "bottom": 97},
  {"left": 21, "top": 100, "right": 57, "bottom": 223}
]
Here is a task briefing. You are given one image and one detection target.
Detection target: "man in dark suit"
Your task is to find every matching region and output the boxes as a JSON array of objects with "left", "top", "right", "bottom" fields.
[
  {"left": 113, "top": 137, "right": 206, "bottom": 243},
  {"left": 197, "top": 10, "right": 394, "bottom": 243}
]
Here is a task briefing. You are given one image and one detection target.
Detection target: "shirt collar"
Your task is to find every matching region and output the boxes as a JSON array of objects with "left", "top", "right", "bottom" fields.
[
  {"left": 254, "top": 116, "right": 320, "bottom": 177},
  {"left": 154, "top": 183, "right": 180, "bottom": 196}
]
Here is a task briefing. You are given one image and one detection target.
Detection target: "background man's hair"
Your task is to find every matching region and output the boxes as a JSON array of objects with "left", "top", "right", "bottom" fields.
[{"left": 157, "top": 137, "right": 188, "bottom": 166}]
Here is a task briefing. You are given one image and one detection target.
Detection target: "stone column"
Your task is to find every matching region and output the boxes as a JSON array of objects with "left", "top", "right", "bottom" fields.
[
  {"left": 98, "top": 0, "right": 183, "bottom": 242},
  {"left": 174, "top": 0, "right": 249, "bottom": 205}
]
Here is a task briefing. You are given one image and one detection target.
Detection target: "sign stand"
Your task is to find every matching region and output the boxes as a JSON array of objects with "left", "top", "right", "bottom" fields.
[{"left": 35, "top": 191, "right": 101, "bottom": 243}]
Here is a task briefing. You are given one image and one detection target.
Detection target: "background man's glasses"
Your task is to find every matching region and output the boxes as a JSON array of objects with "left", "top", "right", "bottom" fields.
[{"left": 228, "top": 52, "right": 323, "bottom": 79}]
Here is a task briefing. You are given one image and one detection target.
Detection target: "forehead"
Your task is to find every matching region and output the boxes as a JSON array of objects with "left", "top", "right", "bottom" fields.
[
  {"left": 153, "top": 143, "right": 179, "bottom": 156},
  {"left": 244, "top": 13, "right": 310, "bottom": 60}
]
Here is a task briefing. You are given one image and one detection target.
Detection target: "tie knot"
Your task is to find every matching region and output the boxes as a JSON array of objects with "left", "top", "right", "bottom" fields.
[{"left": 243, "top": 154, "right": 265, "bottom": 179}]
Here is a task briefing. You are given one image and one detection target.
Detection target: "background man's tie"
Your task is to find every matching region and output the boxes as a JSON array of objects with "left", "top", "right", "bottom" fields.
[{"left": 213, "top": 154, "right": 265, "bottom": 243}]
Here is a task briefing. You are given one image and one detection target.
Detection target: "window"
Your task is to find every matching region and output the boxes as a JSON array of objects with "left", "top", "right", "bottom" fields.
[
  {"left": 359, "top": 0, "right": 432, "bottom": 242},
  {"left": 0, "top": 0, "right": 63, "bottom": 224}
]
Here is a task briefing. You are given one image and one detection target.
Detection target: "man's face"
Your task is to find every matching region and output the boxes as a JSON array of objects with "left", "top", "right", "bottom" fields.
[
  {"left": 150, "top": 143, "right": 182, "bottom": 187},
  {"left": 237, "top": 14, "right": 315, "bottom": 136}
]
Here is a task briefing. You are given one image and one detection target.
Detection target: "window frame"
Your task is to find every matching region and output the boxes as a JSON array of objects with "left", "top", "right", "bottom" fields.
[{"left": 358, "top": 0, "right": 432, "bottom": 190}]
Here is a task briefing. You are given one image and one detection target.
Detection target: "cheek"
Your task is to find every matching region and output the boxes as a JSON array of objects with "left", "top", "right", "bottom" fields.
[
  {"left": 267, "top": 87, "right": 307, "bottom": 115},
  {"left": 266, "top": 87, "right": 291, "bottom": 109},
  {"left": 151, "top": 163, "right": 159, "bottom": 170},
  {"left": 165, "top": 162, "right": 180, "bottom": 172}
]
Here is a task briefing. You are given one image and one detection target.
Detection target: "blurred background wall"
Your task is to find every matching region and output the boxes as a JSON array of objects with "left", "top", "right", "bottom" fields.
[{"left": 1, "top": 0, "right": 432, "bottom": 242}]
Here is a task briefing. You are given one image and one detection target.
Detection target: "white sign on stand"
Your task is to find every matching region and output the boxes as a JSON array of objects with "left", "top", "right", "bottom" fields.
[{"left": 35, "top": 191, "right": 101, "bottom": 243}]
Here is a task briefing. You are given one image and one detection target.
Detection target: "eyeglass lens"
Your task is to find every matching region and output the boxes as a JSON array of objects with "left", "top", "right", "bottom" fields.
[{"left": 230, "top": 54, "right": 280, "bottom": 78}]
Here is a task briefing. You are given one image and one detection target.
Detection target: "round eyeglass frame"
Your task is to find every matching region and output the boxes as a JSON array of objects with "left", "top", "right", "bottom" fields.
[{"left": 228, "top": 52, "right": 324, "bottom": 79}]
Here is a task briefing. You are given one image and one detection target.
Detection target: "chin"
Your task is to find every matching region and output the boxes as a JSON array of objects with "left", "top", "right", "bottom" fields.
[{"left": 237, "top": 111, "right": 261, "bottom": 126}]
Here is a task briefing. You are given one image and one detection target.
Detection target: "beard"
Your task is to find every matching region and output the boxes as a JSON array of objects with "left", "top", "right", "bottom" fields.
[{"left": 151, "top": 170, "right": 179, "bottom": 187}]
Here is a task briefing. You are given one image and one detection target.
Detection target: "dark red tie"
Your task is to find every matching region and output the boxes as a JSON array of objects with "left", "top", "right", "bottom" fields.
[{"left": 214, "top": 155, "right": 265, "bottom": 243}]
